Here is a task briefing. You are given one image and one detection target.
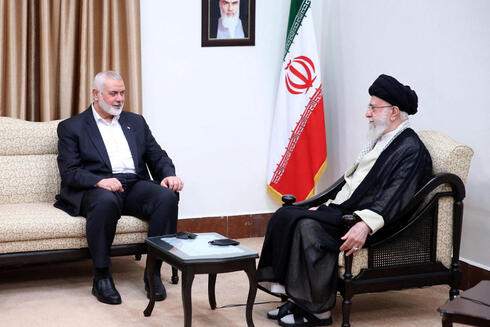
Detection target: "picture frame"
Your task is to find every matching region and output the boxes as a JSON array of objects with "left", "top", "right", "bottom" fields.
[{"left": 201, "top": 0, "right": 256, "bottom": 47}]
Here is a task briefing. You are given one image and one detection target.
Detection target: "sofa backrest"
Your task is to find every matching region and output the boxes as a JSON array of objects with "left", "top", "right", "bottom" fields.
[{"left": 0, "top": 117, "right": 61, "bottom": 204}]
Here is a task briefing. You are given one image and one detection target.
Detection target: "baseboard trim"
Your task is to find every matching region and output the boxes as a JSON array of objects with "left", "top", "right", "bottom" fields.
[
  {"left": 459, "top": 259, "right": 490, "bottom": 290},
  {"left": 177, "top": 213, "right": 273, "bottom": 239}
]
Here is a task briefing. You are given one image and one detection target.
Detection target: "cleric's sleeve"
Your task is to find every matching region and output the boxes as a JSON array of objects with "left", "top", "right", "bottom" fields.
[{"left": 354, "top": 209, "right": 384, "bottom": 234}]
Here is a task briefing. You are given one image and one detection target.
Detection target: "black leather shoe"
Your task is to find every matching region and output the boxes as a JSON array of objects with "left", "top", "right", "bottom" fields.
[
  {"left": 144, "top": 271, "right": 167, "bottom": 301},
  {"left": 92, "top": 277, "right": 122, "bottom": 305}
]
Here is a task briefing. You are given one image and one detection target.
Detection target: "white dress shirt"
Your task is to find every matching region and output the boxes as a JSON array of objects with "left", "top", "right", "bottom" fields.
[{"left": 92, "top": 106, "right": 136, "bottom": 174}]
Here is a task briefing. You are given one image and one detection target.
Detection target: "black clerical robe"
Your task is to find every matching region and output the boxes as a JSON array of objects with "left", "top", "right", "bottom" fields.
[{"left": 256, "top": 128, "right": 433, "bottom": 313}]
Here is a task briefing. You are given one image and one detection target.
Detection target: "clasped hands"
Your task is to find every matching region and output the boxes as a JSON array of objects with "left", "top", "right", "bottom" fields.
[{"left": 95, "top": 176, "right": 184, "bottom": 192}]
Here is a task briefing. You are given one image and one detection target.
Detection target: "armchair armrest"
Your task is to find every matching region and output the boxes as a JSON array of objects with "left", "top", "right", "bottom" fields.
[
  {"left": 342, "top": 214, "right": 360, "bottom": 228},
  {"left": 281, "top": 177, "right": 346, "bottom": 207},
  {"left": 281, "top": 194, "right": 297, "bottom": 206}
]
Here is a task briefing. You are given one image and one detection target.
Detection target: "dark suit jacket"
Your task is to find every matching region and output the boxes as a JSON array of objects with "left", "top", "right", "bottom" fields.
[{"left": 54, "top": 106, "right": 176, "bottom": 216}]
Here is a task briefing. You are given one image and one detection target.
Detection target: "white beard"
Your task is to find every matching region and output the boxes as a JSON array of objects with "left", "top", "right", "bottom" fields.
[
  {"left": 220, "top": 5, "right": 239, "bottom": 30},
  {"left": 367, "top": 110, "right": 390, "bottom": 143},
  {"left": 222, "top": 15, "right": 239, "bottom": 30},
  {"left": 99, "top": 95, "right": 123, "bottom": 116}
]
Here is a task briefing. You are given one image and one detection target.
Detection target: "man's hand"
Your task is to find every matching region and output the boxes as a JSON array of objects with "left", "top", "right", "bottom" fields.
[
  {"left": 95, "top": 178, "right": 124, "bottom": 192},
  {"left": 339, "top": 221, "right": 371, "bottom": 256},
  {"left": 161, "top": 176, "right": 184, "bottom": 192}
]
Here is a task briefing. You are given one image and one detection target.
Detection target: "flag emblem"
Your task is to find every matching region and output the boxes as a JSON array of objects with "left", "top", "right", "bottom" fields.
[{"left": 285, "top": 56, "right": 317, "bottom": 95}]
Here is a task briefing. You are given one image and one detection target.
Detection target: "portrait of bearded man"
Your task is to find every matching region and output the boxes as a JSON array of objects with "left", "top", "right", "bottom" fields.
[{"left": 209, "top": 0, "right": 249, "bottom": 39}]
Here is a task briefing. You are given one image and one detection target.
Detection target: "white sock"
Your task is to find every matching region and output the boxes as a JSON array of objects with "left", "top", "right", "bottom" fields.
[
  {"left": 315, "top": 311, "right": 331, "bottom": 319},
  {"left": 280, "top": 311, "right": 331, "bottom": 324},
  {"left": 270, "top": 283, "right": 286, "bottom": 295}
]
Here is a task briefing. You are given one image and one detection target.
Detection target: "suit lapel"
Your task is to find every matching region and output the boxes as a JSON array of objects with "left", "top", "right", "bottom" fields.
[
  {"left": 118, "top": 112, "right": 139, "bottom": 170},
  {"left": 84, "top": 108, "right": 112, "bottom": 170}
]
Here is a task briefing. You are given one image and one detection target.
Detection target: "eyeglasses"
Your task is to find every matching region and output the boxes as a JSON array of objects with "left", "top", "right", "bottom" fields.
[{"left": 367, "top": 104, "right": 393, "bottom": 112}]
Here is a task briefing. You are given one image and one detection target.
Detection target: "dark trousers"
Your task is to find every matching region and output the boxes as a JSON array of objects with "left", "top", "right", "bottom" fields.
[{"left": 80, "top": 174, "right": 178, "bottom": 268}]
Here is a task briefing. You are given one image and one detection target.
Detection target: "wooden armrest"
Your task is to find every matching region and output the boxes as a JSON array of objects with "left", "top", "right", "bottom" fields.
[
  {"left": 281, "top": 194, "right": 297, "bottom": 206},
  {"left": 280, "top": 177, "right": 346, "bottom": 207},
  {"left": 342, "top": 214, "right": 360, "bottom": 227}
]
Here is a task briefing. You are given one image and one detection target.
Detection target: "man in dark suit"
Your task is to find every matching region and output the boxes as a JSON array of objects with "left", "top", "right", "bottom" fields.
[{"left": 54, "top": 71, "right": 183, "bottom": 305}]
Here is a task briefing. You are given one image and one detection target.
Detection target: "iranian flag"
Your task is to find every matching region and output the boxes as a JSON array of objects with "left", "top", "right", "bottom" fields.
[{"left": 267, "top": 0, "right": 327, "bottom": 203}]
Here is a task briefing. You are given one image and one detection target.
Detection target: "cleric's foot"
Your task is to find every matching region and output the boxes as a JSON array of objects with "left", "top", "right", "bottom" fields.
[
  {"left": 92, "top": 277, "right": 122, "bottom": 305},
  {"left": 267, "top": 301, "right": 298, "bottom": 320},
  {"left": 278, "top": 309, "right": 332, "bottom": 327}
]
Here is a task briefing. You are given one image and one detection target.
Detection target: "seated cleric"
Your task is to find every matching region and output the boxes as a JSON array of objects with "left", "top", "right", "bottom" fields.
[
  {"left": 256, "top": 74, "right": 433, "bottom": 326},
  {"left": 54, "top": 71, "right": 183, "bottom": 305}
]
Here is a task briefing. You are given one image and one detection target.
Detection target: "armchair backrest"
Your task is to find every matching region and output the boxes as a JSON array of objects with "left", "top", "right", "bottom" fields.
[{"left": 417, "top": 131, "right": 474, "bottom": 268}]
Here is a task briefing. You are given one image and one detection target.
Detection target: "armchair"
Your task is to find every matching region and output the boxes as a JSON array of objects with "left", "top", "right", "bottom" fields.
[{"left": 281, "top": 130, "right": 473, "bottom": 327}]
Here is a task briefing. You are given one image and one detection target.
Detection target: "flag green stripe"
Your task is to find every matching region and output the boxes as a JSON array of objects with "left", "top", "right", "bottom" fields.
[{"left": 284, "top": 0, "right": 311, "bottom": 60}]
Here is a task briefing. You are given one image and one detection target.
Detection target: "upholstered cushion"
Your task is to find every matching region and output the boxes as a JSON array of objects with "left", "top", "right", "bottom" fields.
[
  {"left": 0, "top": 155, "right": 60, "bottom": 204},
  {"left": 0, "top": 117, "right": 61, "bottom": 205},
  {"left": 0, "top": 238, "right": 84, "bottom": 253},
  {"left": 418, "top": 130, "right": 473, "bottom": 181},
  {"left": 0, "top": 202, "right": 149, "bottom": 253},
  {"left": 0, "top": 117, "right": 59, "bottom": 156},
  {"left": 338, "top": 130, "right": 473, "bottom": 278},
  {"left": 0, "top": 203, "right": 84, "bottom": 242},
  {"left": 418, "top": 131, "right": 473, "bottom": 269},
  {"left": 339, "top": 249, "right": 368, "bottom": 277}
]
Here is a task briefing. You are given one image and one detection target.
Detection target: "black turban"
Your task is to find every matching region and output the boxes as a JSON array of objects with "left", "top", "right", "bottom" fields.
[{"left": 368, "top": 74, "right": 418, "bottom": 115}]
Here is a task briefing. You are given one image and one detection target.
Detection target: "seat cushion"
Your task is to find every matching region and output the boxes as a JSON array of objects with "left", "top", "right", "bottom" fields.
[
  {"left": 0, "top": 203, "right": 85, "bottom": 242},
  {"left": 338, "top": 249, "right": 368, "bottom": 278},
  {"left": 0, "top": 202, "right": 149, "bottom": 253}
]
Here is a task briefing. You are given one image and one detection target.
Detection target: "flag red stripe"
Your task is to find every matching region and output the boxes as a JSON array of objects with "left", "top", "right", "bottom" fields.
[{"left": 270, "top": 96, "right": 326, "bottom": 201}]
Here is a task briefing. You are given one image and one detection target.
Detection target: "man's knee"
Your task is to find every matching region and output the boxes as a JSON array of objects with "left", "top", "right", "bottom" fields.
[
  {"left": 84, "top": 189, "right": 121, "bottom": 217},
  {"left": 154, "top": 187, "right": 178, "bottom": 208}
]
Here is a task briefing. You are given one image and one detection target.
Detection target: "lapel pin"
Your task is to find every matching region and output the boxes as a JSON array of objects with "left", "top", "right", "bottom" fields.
[{"left": 127, "top": 126, "right": 131, "bottom": 130}]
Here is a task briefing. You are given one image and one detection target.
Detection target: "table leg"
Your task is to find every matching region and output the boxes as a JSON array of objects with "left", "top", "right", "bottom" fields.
[
  {"left": 441, "top": 314, "right": 452, "bottom": 327},
  {"left": 143, "top": 254, "right": 156, "bottom": 317},
  {"left": 244, "top": 260, "right": 257, "bottom": 327},
  {"left": 182, "top": 269, "right": 195, "bottom": 327},
  {"left": 208, "top": 273, "right": 217, "bottom": 310}
]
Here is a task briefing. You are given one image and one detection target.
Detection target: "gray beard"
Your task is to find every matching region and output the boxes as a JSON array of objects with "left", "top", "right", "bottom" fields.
[
  {"left": 367, "top": 112, "right": 390, "bottom": 143},
  {"left": 99, "top": 96, "right": 123, "bottom": 116}
]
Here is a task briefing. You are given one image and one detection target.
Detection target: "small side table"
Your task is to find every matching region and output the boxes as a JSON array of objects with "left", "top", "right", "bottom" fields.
[
  {"left": 143, "top": 233, "right": 259, "bottom": 327},
  {"left": 437, "top": 280, "right": 490, "bottom": 327}
]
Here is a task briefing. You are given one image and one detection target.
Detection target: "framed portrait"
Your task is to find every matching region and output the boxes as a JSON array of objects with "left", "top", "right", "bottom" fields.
[{"left": 202, "top": 0, "right": 256, "bottom": 47}]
